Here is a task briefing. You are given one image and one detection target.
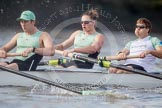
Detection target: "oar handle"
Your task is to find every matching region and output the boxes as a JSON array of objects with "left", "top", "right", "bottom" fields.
[
  {"left": 98, "top": 55, "right": 141, "bottom": 60},
  {"left": 126, "top": 55, "right": 141, "bottom": 59},
  {"left": 7, "top": 53, "right": 22, "bottom": 57},
  {"left": 55, "top": 50, "right": 73, "bottom": 58},
  {"left": 55, "top": 50, "right": 63, "bottom": 55}
]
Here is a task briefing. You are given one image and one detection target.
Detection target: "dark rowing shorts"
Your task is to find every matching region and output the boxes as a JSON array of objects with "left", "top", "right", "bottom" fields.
[
  {"left": 124, "top": 64, "right": 146, "bottom": 71},
  {"left": 8, "top": 54, "right": 43, "bottom": 71},
  {"left": 60, "top": 58, "right": 94, "bottom": 69}
]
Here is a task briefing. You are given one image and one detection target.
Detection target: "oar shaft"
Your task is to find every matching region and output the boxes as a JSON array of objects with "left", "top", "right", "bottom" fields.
[
  {"left": 73, "top": 54, "right": 98, "bottom": 64},
  {"left": 109, "top": 63, "right": 162, "bottom": 80},
  {"left": 0, "top": 66, "right": 82, "bottom": 94},
  {"left": 72, "top": 54, "right": 162, "bottom": 80}
]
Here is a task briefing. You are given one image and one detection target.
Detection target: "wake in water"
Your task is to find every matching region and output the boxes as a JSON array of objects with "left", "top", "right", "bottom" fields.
[{"left": 30, "top": 84, "right": 135, "bottom": 99}]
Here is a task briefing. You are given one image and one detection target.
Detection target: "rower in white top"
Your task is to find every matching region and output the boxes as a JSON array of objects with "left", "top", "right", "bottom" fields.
[{"left": 109, "top": 18, "right": 162, "bottom": 73}]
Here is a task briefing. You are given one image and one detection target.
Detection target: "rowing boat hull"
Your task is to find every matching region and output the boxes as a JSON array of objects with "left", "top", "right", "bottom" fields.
[{"left": 0, "top": 68, "right": 162, "bottom": 88}]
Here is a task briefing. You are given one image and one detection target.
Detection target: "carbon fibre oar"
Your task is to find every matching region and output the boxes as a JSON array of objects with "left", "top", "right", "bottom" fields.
[
  {"left": 55, "top": 50, "right": 141, "bottom": 61},
  {"left": 0, "top": 65, "right": 82, "bottom": 94},
  {"left": 0, "top": 65, "right": 122, "bottom": 95},
  {"left": 72, "top": 54, "right": 162, "bottom": 80}
]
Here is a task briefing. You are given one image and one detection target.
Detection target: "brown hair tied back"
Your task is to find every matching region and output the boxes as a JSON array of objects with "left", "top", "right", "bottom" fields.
[{"left": 82, "top": 9, "right": 99, "bottom": 20}]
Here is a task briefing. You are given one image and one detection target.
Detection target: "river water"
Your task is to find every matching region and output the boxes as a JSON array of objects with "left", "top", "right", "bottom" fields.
[
  {"left": 0, "top": 86, "right": 162, "bottom": 108},
  {"left": 0, "top": 29, "right": 162, "bottom": 108}
]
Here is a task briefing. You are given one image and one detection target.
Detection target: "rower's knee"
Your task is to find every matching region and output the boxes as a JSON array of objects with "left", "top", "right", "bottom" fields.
[
  {"left": 0, "top": 62, "right": 8, "bottom": 66},
  {"left": 6, "top": 63, "right": 19, "bottom": 70},
  {"left": 127, "top": 66, "right": 133, "bottom": 69},
  {"left": 67, "top": 66, "right": 77, "bottom": 68},
  {"left": 108, "top": 67, "right": 118, "bottom": 73}
]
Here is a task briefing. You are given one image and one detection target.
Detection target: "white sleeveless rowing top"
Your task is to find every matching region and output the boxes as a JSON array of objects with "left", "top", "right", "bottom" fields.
[{"left": 124, "top": 36, "right": 162, "bottom": 72}]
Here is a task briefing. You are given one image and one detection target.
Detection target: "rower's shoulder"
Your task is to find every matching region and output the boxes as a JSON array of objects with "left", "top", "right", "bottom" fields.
[
  {"left": 95, "top": 32, "right": 104, "bottom": 40},
  {"left": 73, "top": 30, "right": 82, "bottom": 34},
  {"left": 12, "top": 32, "right": 22, "bottom": 39},
  {"left": 39, "top": 31, "right": 52, "bottom": 38},
  {"left": 96, "top": 32, "right": 104, "bottom": 37},
  {"left": 40, "top": 31, "right": 49, "bottom": 35},
  {"left": 70, "top": 30, "right": 82, "bottom": 37}
]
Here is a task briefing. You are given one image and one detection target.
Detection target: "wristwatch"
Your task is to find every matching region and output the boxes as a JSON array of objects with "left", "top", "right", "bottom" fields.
[{"left": 32, "top": 47, "right": 36, "bottom": 52}]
